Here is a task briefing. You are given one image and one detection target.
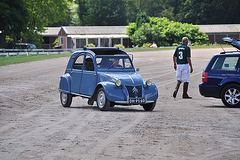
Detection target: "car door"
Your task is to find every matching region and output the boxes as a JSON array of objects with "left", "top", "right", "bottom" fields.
[
  {"left": 80, "top": 54, "right": 97, "bottom": 96},
  {"left": 71, "top": 53, "right": 84, "bottom": 93}
]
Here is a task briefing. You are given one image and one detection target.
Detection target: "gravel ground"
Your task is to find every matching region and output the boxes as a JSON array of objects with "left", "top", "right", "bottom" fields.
[{"left": 0, "top": 48, "right": 240, "bottom": 160}]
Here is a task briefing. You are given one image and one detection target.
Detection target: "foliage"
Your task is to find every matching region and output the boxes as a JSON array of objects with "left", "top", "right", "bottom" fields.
[
  {"left": 136, "top": 12, "right": 150, "bottom": 29},
  {"left": 53, "top": 38, "right": 59, "bottom": 48},
  {"left": 23, "top": 0, "right": 69, "bottom": 47},
  {"left": 75, "top": 0, "right": 240, "bottom": 26},
  {"left": 141, "top": 43, "right": 152, "bottom": 48},
  {"left": 0, "top": 0, "right": 29, "bottom": 48},
  {"left": 51, "top": 1, "right": 80, "bottom": 26},
  {"left": 85, "top": 43, "right": 96, "bottom": 47},
  {"left": 114, "top": 44, "right": 125, "bottom": 48},
  {"left": 1, "top": 0, "right": 240, "bottom": 49},
  {"left": 77, "top": 0, "right": 127, "bottom": 26},
  {"left": 182, "top": 0, "right": 240, "bottom": 24},
  {"left": 129, "top": 17, "right": 209, "bottom": 46},
  {"left": 0, "top": 0, "right": 69, "bottom": 48},
  {"left": 126, "top": 23, "right": 137, "bottom": 36}
]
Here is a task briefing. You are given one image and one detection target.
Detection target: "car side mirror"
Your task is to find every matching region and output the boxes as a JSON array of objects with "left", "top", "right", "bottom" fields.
[{"left": 136, "top": 68, "right": 140, "bottom": 72}]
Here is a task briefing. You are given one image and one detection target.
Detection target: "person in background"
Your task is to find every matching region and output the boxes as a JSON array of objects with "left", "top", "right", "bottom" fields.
[
  {"left": 173, "top": 37, "right": 193, "bottom": 99},
  {"left": 150, "top": 42, "right": 157, "bottom": 48}
]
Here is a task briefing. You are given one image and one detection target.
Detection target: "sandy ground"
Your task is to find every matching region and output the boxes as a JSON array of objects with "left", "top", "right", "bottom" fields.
[{"left": 0, "top": 48, "right": 240, "bottom": 160}]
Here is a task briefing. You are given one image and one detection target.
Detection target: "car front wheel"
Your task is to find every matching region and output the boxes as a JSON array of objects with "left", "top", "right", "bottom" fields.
[
  {"left": 96, "top": 88, "right": 111, "bottom": 111},
  {"left": 221, "top": 84, "right": 240, "bottom": 108},
  {"left": 60, "top": 92, "right": 72, "bottom": 107},
  {"left": 142, "top": 101, "right": 156, "bottom": 111}
]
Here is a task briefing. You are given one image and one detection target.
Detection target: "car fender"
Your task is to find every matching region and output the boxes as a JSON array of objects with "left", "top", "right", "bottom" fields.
[
  {"left": 96, "top": 81, "right": 126, "bottom": 102},
  {"left": 143, "top": 82, "right": 158, "bottom": 101},
  {"left": 220, "top": 77, "right": 240, "bottom": 87},
  {"left": 59, "top": 73, "right": 71, "bottom": 94}
]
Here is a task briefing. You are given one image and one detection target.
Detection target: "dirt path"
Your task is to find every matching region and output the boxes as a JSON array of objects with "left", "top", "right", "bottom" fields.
[{"left": 0, "top": 48, "right": 240, "bottom": 160}]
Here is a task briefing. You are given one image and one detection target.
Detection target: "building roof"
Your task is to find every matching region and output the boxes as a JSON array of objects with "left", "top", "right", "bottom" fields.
[
  {"left": 61, "top": 26, "right": 127, "bottom": 35},
  {"left": 42, "top": 27, "right": 61, "bottom": 36},
  {"left": 198, "top": 24, "right": 240, "bottom": 34},
  {"left": 42, "top": 25, "right": 240, "bottom": 37}
]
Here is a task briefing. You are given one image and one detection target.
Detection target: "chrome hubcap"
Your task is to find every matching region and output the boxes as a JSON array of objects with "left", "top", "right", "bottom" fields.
[
  {"left": 61, "top": 93, "right": 67, "bottom": 104},
  {"left": 97, "top": 91, "right": 105, "bottom": 108},
  {"left": 225, "top": 88, "right": 240, "bottom": 105}
]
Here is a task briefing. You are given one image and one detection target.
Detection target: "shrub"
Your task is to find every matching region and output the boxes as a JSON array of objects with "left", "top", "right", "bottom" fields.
[
  {"left": 141, "top": 43, "right": 152, "bottom": 48},
  {"left": 114, "top": 44, "right": 125, "bottom": 48},
  {"left": 84, "top": 43, "right": 95, "bottom": 47},
  {"left": 129, "top": 17, "right": 209, "bottom": 46}
]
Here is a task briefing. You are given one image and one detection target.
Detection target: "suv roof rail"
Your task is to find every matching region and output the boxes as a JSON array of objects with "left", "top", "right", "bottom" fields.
[{"left": 220, "top": 51, "right": 240, "bottom": 54}]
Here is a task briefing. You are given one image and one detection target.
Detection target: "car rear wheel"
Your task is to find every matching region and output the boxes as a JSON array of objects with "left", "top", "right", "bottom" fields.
[
  {"left": 96, "top": 88, "right": 111, "bottom": 111},
  {"left": 60, "top": 92, "right": 72, "bottom": 107},
  {"left": 142, "top": 101, "right": 156, "bottom": 111},
  {"left": 221, "top": 84, "right": 240, "bottom": 108}
]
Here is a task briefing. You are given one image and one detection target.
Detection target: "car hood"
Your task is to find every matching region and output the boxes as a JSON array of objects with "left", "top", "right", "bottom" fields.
[{"left": 98, "top": 72, "right": 144, "bottom": 85}]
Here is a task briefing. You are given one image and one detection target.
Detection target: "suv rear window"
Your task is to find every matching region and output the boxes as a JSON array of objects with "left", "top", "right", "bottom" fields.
[{"left": 211, "top": 56, "right": 239, "bottom": 71}]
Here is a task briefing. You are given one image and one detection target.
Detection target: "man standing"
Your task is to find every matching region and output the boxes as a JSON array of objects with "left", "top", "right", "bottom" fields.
[{"left": 173, "top": 37, "right": 193, "bottom": 99}]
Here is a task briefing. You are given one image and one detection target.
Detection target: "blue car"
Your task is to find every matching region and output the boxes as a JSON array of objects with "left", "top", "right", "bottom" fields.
[
  {"left": 199, "top": 37, "right": 240, "bottom": 107},
  {"left": 59, "top": 47, "right": 158, "bottom": 111}
]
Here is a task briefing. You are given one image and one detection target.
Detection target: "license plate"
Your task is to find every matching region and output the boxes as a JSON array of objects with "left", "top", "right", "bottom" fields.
[{"left": 129, "top": 99, "right": 145, "bottom": 104}]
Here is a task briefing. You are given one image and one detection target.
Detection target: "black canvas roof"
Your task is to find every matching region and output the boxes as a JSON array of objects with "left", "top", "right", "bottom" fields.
[{"left": 84, "top": 47, "right": 127, "bottom": 55}]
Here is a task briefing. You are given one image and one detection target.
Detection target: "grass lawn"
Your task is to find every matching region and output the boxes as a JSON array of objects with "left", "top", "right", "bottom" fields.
[{"left": 0, "top": 54, "right": 71, "bottom": 66}]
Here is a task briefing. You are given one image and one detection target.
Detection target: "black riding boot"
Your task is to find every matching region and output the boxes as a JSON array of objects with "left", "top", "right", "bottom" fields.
[
  {"left": 183, "top": 82, "right": 192, "bottom": 99},
  {"left": 173, "top": 81, "right": 181, "bottom": 98}
]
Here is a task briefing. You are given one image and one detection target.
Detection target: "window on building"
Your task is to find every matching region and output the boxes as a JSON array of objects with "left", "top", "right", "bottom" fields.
[{"left": 60, "top": 37, "right": 64, "bottom": 45}]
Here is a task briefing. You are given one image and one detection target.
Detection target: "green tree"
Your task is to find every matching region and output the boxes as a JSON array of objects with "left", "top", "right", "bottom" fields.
[
  {"left": 52, "top": 1, "right": 80, "bottom": 26},
  {"left": 80, "top": 0, "right": 127, "bottom": 26},
  {"left": 125, "top": 0, "right": 139, "bottom": 23},
  {"left": 76, "top": 0, "right": 88, "bottom": 25},
  {"left": 0, "top": 0, "right": 29, "bottom": 48},
  {"left": 23, "top": 0, "right": 69, "bottom": 47},
  {"left": 136, "top": 12, "right": 150, "bottom": 29},
  {"left": 182, "top": 0, "right": 240, "bottom": 24}
]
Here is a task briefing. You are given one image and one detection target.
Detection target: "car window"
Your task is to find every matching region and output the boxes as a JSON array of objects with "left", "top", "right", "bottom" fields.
[
  {"left": 96, "top": 57, "right": 133, "bottom": 69},
  {"left": 73, "top": 54, "right": 84, "bottom": 70},
  {"left": 124, "top": 58, "right": 133, "bottom": 68},
  {"left": 84, "top": 55, "right": 94, "bottom": 71},
  {"left": 211, "top": 56, "right": 239, "bottom": 71}
]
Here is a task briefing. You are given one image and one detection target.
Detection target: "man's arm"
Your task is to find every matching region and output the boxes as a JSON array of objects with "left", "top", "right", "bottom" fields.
[
  {"left": 187, "top": 57, "right": 193, "bottom": 73},
  {"left": 173, "top": 56, "right": 177, "bottom": 70}
]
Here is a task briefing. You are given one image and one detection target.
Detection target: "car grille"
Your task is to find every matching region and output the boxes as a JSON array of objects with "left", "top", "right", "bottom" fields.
[{"left": 125, "top": 85, "right": 142, "bottom": 98}]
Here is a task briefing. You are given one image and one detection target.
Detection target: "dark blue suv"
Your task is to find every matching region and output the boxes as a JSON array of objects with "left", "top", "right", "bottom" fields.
[{"left": 199, "top": 37, "right": 240, "bottom": 107}]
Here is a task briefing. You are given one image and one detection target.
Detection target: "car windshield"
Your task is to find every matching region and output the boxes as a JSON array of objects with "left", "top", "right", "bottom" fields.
[{"left": 96, "top": 56, "right": 133, "bottom": 69}]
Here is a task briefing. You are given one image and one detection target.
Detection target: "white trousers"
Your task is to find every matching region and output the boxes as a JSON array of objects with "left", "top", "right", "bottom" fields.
[{"left": 176, "top": 64, "right": 190, "bottom": 83}]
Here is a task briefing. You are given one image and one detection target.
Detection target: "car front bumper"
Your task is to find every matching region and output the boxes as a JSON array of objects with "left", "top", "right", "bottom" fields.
[{"left": 115, "top": 95, "right": 155, "bottom": 104}]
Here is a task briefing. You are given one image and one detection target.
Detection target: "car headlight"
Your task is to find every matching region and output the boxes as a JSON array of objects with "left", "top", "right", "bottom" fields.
[
  {"left": 146, "top": 80, "right": 152, "bottom": 87},
  {"left": 115, "top": 79, "right": 122, "bottom": 87}
]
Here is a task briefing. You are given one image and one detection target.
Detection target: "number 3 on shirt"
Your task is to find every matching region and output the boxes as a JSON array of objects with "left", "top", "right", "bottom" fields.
[{"left": 178, "top": 51, "right": 183, "bottom": 60}]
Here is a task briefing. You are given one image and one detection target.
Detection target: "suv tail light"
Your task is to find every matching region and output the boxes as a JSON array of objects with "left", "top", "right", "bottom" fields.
[{"left": 202, "top": 72, "right": 208, "bottom": 82}]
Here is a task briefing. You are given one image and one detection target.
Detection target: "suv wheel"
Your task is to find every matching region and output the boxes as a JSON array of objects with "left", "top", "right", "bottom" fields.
[{"left": 221, "top": 84, "right": 240, "bottom": 107}]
